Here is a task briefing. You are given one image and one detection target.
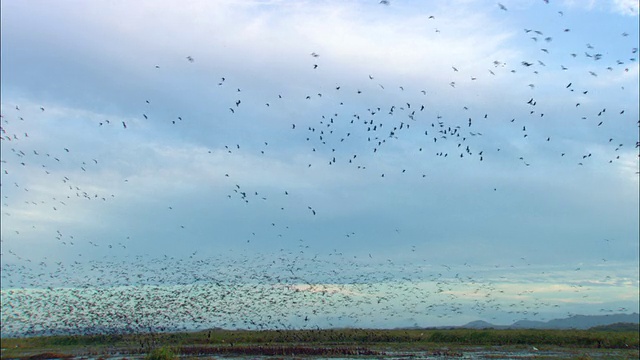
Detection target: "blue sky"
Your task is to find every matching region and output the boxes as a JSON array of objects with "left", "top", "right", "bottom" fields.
[{"left": 1, "top": 0, "right": 639, "bottom": 332}]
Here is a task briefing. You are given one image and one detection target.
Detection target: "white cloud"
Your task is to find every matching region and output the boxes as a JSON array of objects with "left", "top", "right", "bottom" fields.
[
  {"left": 612, "top": 0, "right": 640, "bottom": 15},
  {"left": 1, "top": 0, "right": 638, "bottom": 332},
  {"left": 561, "top": 0, "right": 639, "bottom": 15}
]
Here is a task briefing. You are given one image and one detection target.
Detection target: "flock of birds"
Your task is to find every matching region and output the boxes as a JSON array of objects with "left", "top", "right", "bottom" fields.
[
  {"left": 1, "top": 249, "right": 631, "bottom": 336},
  {"left": 1, "top": 1, "right": 639, "bottom": 337}
]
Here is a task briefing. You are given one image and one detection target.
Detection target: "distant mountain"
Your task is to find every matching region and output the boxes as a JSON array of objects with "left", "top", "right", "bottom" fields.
[
  {"left": 461, "top": 320, "right": 504, "bottom": 329},
  {"left": 548, "top": 314, "right": 639, "bottom": 329},
  {"left": 510, "top": 319, "right": 547, "bottom": 329},
  {"left": 460, "top": 313, "right": 639, "bottom": 330}
]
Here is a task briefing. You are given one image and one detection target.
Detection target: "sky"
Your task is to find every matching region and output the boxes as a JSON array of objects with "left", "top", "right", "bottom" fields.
[{"left": 1, "top": 0, "right": 639, "bottom": 334}]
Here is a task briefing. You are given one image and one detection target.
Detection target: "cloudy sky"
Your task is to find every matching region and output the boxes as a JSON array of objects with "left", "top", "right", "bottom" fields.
[{"left": 1, "top": 0, "right": 639, "bottom": 332}]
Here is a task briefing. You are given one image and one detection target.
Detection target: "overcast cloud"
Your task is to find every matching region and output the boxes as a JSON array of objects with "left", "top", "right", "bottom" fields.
[{"left": 1, "top": 0, "right": 638, "bottom": 331}]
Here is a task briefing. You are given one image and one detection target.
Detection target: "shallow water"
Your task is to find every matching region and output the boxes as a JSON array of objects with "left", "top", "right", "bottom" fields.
[{"left": 66, "top": 348, "right": 638, "bottom": 360}]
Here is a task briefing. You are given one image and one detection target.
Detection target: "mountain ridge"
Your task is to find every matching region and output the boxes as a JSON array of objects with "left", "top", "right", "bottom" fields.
[{"left": 459, "top": 313, "right": 639, "bottom": 330}]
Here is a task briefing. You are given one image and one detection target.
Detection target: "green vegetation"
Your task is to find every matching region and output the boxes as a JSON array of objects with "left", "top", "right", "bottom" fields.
[
  {"left": 145, "top": 346, "right": 176, "bottom": 360},
  {"left": 589, "top": 322, "right": 640, "bottom": 332},
  {"left": 1, "top": 328, "right": 638, "bottom": 359},
  {"left": 424, "top": 328, "right": 637, "bottom": 348}
]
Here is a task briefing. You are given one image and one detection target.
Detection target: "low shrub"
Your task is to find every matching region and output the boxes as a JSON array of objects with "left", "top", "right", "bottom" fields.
[{"left": 145, "top": 346, "right": 175, "bottom": 360}]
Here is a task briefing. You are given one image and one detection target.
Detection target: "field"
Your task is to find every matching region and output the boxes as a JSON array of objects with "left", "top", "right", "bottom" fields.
[{"left": 2, "top": 328, "right": 638, "bottom": 359}]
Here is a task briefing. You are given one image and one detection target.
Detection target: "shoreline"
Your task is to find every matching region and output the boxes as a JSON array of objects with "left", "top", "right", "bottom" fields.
[{"left": 2, "top": 328, "right": 638, "bottom": 359}]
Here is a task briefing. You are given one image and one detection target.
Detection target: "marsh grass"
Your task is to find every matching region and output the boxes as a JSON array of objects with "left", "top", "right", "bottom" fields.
[
  {"left": 2, "top": 328, "right": 638, "bottom": 359},
  {"left": 145, "top": 346, "right": 175, "bottom": 360}
]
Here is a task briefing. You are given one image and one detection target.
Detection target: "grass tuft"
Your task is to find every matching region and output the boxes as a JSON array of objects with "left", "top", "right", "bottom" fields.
[{"left": 145, "top": 346, "right": 176, "bottom": 360}]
